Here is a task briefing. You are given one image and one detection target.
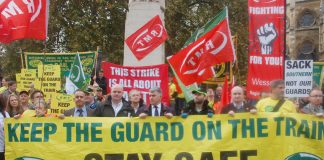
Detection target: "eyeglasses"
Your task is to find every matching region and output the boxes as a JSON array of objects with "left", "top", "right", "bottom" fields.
[{"left": 310, "top": 95, "right": 323, "bottom": 98}]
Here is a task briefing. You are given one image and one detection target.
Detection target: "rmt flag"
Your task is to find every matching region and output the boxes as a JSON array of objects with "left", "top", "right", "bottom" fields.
[
  {"left": 168, "top": 7, "right": 235, "bottom": 86},
  {"left": 0, "top": 0, "right": 49, "bottom": 43},
  {"left": 125, "top": 15, "right": 168, "bottom": 61}
]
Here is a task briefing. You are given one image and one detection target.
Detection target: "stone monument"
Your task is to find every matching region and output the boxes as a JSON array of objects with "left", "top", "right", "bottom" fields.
[{"left": 123, "top": 0, "right": 166, "bottom": 66}]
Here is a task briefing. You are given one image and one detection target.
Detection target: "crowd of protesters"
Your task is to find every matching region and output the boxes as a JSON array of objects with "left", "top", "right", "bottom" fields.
[{"left": 0, "top": 74, "right": 323, "bottom": 160}]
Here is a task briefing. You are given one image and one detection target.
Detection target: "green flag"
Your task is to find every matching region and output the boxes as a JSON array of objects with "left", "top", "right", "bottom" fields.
[
  {"left": 184, "top": 7, "right": 227, "bottom": 46},
  {"left": 65, "top": 53, "right": 87, "bottom": 94}
]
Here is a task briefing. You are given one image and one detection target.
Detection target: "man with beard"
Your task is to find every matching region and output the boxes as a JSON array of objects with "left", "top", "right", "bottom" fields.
[{"left": 181, "top": 89, "right": 214, "bottom": 118}]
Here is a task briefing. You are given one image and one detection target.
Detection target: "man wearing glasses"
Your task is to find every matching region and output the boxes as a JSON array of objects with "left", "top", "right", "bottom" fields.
[{"left": 300, "top": 88, "right": 324, "bottom": 116}]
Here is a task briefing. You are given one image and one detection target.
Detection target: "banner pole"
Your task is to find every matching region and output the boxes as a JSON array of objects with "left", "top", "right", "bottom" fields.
[
  {"left": 95, "top": 46, "right": 102, "bottom": 77},
  {"left": 40, "top": 40, "right": 48, "bottom": 91}
]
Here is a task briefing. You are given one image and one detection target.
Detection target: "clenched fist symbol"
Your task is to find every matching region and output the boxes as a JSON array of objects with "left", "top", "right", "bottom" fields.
[{"left": 257, "top": 23, "right": 277, "bottom": 55}]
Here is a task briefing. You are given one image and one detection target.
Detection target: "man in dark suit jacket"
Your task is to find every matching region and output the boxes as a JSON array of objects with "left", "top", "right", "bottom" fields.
[
  {"left": 93, "top": 70, "right": 107, "bottom": 95},
  {"left": 139, "top": 87, "right": 173, "bottom": 119},
  {"left": 63, "top": 89, "right": 94, "bottom": 117},
  {"left": 221, "top": 86, "right": 256, "bottom": 115}
]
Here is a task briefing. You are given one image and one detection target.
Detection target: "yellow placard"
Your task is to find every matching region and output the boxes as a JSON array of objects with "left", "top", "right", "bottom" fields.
[
  {"left": 20, "top": 69, "right": 37, "bottom": 91},
  {"left": 15, "top": 73, "right": 22, "bottom": 92},
  {"left": 49, "top": 93, "right": 75, "bottom": 114},
  {"left": 35, "top": 65, "right": 62, "bottom": 97},
  {"left": 5, "top": 113, "right": 324, "bottom": 160},
  {"left": 37, "top": 64, "right": 61, "bottom": 78}
]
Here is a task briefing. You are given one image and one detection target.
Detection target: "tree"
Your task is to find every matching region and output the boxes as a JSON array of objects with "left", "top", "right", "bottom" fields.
[
  {"left": 165, "top": 0, "right": 249, "bottom": 85},
  {"left": 0, "top": 0, "right": 249, "bottom": 84},
  {"left": 0, "top": 0, "right": 128, "bottom": 79}
]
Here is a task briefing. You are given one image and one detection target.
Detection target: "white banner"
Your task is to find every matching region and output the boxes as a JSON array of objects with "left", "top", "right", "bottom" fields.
[{"left": 285, "top": 60, "right": 313, "bottom": 97}]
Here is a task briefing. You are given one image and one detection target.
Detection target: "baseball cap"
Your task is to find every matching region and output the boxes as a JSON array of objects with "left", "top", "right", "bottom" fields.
[
  {"left": 192, "top": 89, "right": 206, "bottom": 96},
  {"left": 84, "top": 87, "right": 93, "bottom": 94},
  {"left": 96, "top": 87, "right": 103, "bottom": 91}
]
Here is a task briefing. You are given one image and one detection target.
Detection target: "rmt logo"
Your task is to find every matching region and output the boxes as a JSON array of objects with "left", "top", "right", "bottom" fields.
[{"left": 1, "top": 0, "right": 44, "bottom": 22}]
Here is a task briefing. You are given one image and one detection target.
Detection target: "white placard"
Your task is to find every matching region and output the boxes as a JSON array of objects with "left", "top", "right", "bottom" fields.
[{"left": 285, "top": 60, "right": 313, "bottom": 97}]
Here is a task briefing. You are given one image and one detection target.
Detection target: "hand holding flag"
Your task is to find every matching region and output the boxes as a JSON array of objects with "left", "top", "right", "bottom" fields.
[{"left": 65, "top": 54, "right": 87, "bottom": 94}]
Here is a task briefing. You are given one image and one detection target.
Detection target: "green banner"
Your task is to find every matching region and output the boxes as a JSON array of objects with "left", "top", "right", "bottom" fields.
[
  {"left": 313, "top": 62, "right": 324, "bottom": 88},
  {"left": 24, "top": 52, "right": 97, "bottom": 79}
]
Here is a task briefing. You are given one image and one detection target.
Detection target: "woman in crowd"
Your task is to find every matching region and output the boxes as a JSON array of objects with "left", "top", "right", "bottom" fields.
[
  {"left": 6, "top": 94, "right": 24, "bottom": 117},
  {"left": 0, "top": 94, "right": 9, "bottom": 160}
]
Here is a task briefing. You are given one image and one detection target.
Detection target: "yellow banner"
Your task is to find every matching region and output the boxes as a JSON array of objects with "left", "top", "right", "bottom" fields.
[{"left": 5, "top": 113, "right": 324, "bottom": 160}]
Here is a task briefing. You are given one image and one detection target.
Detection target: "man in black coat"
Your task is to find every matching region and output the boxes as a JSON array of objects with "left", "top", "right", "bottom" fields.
[
  {"left": 94, "top": 84, "right": 134, "bottom": 117},
  {"left": 181, "top": 89, "right": 214, "bottom": 117},
  {"left": 92, "top": 70, "right": 107, "bottom": 95},
  {"left": 221, "top": 86, "right": 256, "bottom": 116}
]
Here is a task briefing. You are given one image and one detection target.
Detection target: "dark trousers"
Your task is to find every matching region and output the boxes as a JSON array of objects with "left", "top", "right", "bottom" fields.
[
  {"left": 175, "top": 98, "right": 186, "bottom": 116},
  {"left": 0, "top": 152, "right": 4, "bottom": 160}
]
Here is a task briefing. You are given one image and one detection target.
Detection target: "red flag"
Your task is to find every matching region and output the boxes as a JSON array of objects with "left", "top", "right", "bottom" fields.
[
  {"left": 125, "top": 15, "right": 168, "bottom": 60},
  {"left": 172, "top": 77, "right": 182, "bottom": 94},
  {"left": 219, "top": 75, "right": 230, "bottom": 114},
  {"left": 168, "top": 9, "right": 235, "bottom": 86},
  {"left": 0, "top": 0, "right": 49, "bottom": 43}
]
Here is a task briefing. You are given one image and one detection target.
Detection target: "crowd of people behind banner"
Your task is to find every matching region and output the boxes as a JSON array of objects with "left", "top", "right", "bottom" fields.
[{"left": 0, "top": 73, "right": 323, "bottom": 159}]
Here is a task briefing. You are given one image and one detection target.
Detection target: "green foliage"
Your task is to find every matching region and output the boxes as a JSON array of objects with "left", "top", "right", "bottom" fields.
[
  {"left": 0, "top": 0, "right": 248, "bottom": 83},
  {"left": 165, "top": 0, "right": 248, "bottom": 85}
]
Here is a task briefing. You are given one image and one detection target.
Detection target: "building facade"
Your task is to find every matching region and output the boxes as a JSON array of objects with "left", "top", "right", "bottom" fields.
[{"left": 286, "top": 0, "right": 324, "bottom": 61}]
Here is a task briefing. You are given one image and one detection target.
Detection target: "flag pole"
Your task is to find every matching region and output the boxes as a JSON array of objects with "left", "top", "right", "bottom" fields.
[
  {"left": 94, "top": 46, "right": 102, "bottom": 78},
  {"left": 40, "top": 39, "right": 48, "bottom": 91}
]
